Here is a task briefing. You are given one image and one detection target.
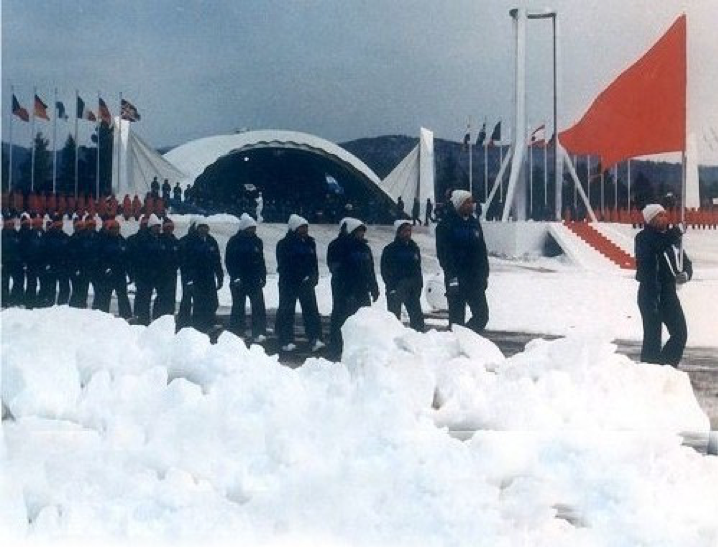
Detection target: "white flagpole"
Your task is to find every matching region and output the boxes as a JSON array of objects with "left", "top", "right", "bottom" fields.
[
  {"left": 627, "top": 159, "right": 632, "bottom": 209},
  {"left": 572, "top": 154, "right": 577, "bottom": 208},
  {"left": 467, "top": 118, "right": 473, "bottom": 195},
  {"left": 9, "top": 85, "right": 15, "bottom": 192},
  {"left": 543, "top": 130, "right": 547, "bottom": 208},
  {"left": 586, "top": 155, "right": 591, "bottom": 216},
  {"left": 483, "top": 130, "right": 488, "bottom": 201},
  {"left": 499, "top": 124, "right": 504, "bottom": 203},
  {"left": 117, "top": 92, "right": 123, "bottom": 197},
  {"left": 528, "top": 125, "right": 533, "bottom": 217},
  {"left": 74, "top": 90, "right": 79, "bottom": 198},
  {"left": 613, "top": 164, "right": 618, "bottom": 213},
  {"left": 31, "top": 86, "right": 37, "bottom": 192},
  {"left": 95, "top": 92, "right": 101, "bottom": 200},
  {"left": 679, "top": 150, "right": 686, "bottom": 270},
  {"left": 52, "top": 88, "right": 58, "bottom": 194}
]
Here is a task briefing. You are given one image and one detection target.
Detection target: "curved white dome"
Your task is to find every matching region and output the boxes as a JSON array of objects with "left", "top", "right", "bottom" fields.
[{"left": 163, "top": 130, "right": 382, "bottom": 188}]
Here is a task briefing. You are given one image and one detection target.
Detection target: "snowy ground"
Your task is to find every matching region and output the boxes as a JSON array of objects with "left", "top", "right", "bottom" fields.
[{"left": 2, "top": 218, "right": 717, "bottom": 545}]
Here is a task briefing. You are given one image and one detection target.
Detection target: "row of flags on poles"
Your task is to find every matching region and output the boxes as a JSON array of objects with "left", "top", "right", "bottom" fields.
[
  {"left": 11, "top": 93, "right": 141, "bottom": 124},
  {"left": 462, "top": 121, "right": 549, "bottom": 150}
]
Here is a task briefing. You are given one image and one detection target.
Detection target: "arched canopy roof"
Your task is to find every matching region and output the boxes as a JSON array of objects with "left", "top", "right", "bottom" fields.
[{"left": 164, "top": 130, "right": 383, "bottom": 191}]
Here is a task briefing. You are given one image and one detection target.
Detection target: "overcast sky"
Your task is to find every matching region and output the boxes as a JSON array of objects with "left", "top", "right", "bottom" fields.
[{"left": 3, "top": 0, "right": 718, "bottom": 164}]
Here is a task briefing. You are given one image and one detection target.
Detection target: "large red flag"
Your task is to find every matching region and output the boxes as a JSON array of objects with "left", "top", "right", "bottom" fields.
[{"left": 559, "top": 15, "right": 686, "bottom": 170}]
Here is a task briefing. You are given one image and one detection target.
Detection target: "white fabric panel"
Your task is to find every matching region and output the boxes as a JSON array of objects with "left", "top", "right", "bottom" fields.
[
  {"left": 685, "top": 133, "right": 700, "bottom": 209},
  {"left": 418, "top": 127, "right": 435, "bottom": 218}
]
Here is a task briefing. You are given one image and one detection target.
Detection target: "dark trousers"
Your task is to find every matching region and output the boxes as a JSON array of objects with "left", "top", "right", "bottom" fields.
[
  {"left": 330, "top": 288, "right": 370, "bottom": 353},
  {"left": 1, "top": 263, "right": 24, "bottom": 307},
  {"left": 93, "top": 275, "right": 132, "bottom": 318},
  {"left": 275, "top": 282, "right": 322, "bottom": 345},
  {"left": 154, "top": 273, "right": 177, "bottom": 320},
  {"left": 134, "top": 279, "right": 157, "bottom": 325},
  {"left": 176, "top": 280, "right": 193, "bottom": 331},
  {"left": 638, "top": 285, "right": 687, "bottom": 367},
  {"left": 387, "top": 283, "right": 425, "bottom": 332},
  {"left": 447, "top": 283, "right": 489, "bottom": 333},
  {"left": 191, "top": 282, "right": 219, "bottom": 333},
  {"left": 229, "top": 283, "right": 266, "bottom": 337},
  {"left": 23, "top": 266, "right": 40, "bottom": 309},
  {"left": 69, "top": 271, "right": 91, "bottom": 308},
  {"left": 39, "top": 268, "right": 70, "bottom": 307}
]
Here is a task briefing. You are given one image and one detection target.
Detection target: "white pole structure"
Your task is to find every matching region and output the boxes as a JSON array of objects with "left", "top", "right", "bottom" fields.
[
  {"left": 586, "top": 154, "right": 591, "bottom": 216},
  {"left": 613, "top": 164, "right": 618, "bottom": 212},
  {"left": 52, "top": 88, "right": 58, "bottom": 194},
  {"left": 74, "top": 90, "right": 79, "bottom": 198},
  {"left": 499, "top": 137, "right": 504, "bottom": 202},
  {"left": 679, "top": 150, "right": 686, "bottom": 270},
  {"left": 31, "top": 86, "right": 37, "bottom": 192},
  {"left": 483, "top": 135, "right": 489, "bottom": 200},
  {"left": 95, "top": 92, "right": 101, "bottom": 200},
  {"left": 627, "top": 158, "right": 632, "bottom": 209},
  {"left": 529, "top": 125, "right": 534, "bottom": 217},
  {"left": 481, "top": 147, "right": 514, "bottom": 221},
  {"left": 573, "top": 153, "right": 578, "bottom": 208},
  {"left": 468, "top": 118, "right": 473, "bottom": 195},
  {"left": 117, "top": 92, "right": 123, "bottom": 196},
  {"left": 553, "top": 12, "right": 562, "bottom": 221},
  {"left": 561, "top": 146, "right": 597, "bottom": 221},
  {"left": 9, "top": 85, "right": 15, "bottom": 192},
  {"left": 543, "top": 131, "right": 548, "bottom": 208}
]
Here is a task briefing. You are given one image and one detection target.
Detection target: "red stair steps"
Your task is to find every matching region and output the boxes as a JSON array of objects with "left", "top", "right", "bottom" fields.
[{"left": 565, "top": 222, "right": 636, "bottom": 270}]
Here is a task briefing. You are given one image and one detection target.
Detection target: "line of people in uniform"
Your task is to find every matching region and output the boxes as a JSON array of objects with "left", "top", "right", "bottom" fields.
[{"left": 2, "top": 190, "right": 492, "bottom": 359}]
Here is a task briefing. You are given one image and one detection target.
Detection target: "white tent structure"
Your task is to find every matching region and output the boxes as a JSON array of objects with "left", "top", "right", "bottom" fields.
[
  {"left": 111, "top": 118, "right": 186, "bottom": 198},
  {"left": 378, "top": 128, "right": 435, "bottom": 220}
]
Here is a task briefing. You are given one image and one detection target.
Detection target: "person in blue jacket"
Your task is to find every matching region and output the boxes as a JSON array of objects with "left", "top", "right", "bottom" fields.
[
  {"left": 94, "top": 218, "right": 132, "bottom": 318},
  {"left": 38, "top": 214, "right": 70, "bottom": 306},
  {"left": 184, "top": 220, "right": 223, "bottom": 333},
  {"left": 225, "top": 213, "right": 267, "bottom": 342},
  {"left": 275, "top": 214, "right": 324, "bottom": 352}
]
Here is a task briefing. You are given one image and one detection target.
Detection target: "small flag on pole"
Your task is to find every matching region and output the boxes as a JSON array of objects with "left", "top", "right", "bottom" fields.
[
  {"left": 476, "top": 122, "right": 486, "bottom": 146},
  {"left": 56, "top": 101, "right": 69, "bottom": 120},
  {"left": 12, "top": 95, "right": 29, "bottom": 122},
  {"left": 77, "top": 96, "right": 97, "bottom": 122},
  {"left": 489, "top": 121, "right": 502, "bottom": 146},
  {"left": 34, "top": 94, "right": 50, "bottom": 120},
  {"left": 529, "top": 124, "right": 546, "bottom": 147},
  {"left": 98, "top": 97, "right": 113, "bottom": 124},
  {"left": 120, "top": 98, "right": 141, "bottom": 122},
  {"left": 461, "top": 125, "right": 471, "bottom": 151}
]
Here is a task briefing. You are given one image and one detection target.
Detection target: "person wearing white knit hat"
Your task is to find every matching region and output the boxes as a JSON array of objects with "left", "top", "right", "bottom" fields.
[
  {"left": 225, "top": 213, "right": 267, "bottom": 343},
  {"left": 275, "top": 214, "right": 323, "bottom": 352},
  {"left": 380, "top": 220, "right": 425, "bottom": 331},
  {"left": 635, "top": 202, "right": 692, "bottom": 366},
  {"left": 436, "top": 188, "right": 490, "bottom": 333}
]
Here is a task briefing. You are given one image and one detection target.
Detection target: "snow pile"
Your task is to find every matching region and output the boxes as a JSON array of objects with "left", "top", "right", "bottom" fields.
[{"left": 1, "top": 306, "right": 717, "bottom": 546}]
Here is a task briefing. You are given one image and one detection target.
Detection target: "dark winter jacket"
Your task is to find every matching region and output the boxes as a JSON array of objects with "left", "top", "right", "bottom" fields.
[
  {"left": 97, "top": 233, "right": 130, "bottom": 282},
  {"left": 184, "top": 233, "right": 223, "bottom": 288},
  {"left": 635, "top": 225, "right": 693, "bottom": 300},
  {"left": 20, "top": 228, "right": 45, "bottom": 270},
  {"left": 126, "top": 228, "right": 147, "bottom": 281},
  {"left": 276, "top": 231, "right": 319, "bottom": 288},
  {"left": 225, "top": 231, "right": 266, "bottom": 289},
  {"left": 133, "top": 232, "right": 163, "bottom": 283},
  {"left": 436, "top": 207, "right": 489, "bottom": 287},
  {"left": 158, "top": 233, "right": 181, "bottom": 279},
  {"left": 41, "top": 228, "right": 70, "bottom": 274},
  {"left": 381, "top": 238, "right": 422, "bottom": 291},
  {"left": 327, "top": 232, "right": 349, "bottom": 276},
  {"left": 2, "top": 228, "right": 21, "bottom": 266},
  {"left": 335, "top": 236, "right": 379, "bottom": 299}
]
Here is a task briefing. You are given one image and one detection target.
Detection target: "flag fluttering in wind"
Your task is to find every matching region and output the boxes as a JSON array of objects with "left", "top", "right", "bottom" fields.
[
  {"left": 98, "top": 97, "right": 113, "bottom": 124},
  {"left": 34, "top": 94, "right": 50, "bottom": 120},
  {"left": 12, "top": 95, "right": 29, "bottom": 122},
  {"left": 559, "top": 14, "right": 686, "bottom": 170},
  {"left": 461, "top": 125, "right": 471, "bottom": 151},
  {"left": 489, "top": 121, "right": 502, "bottom": 146},
  {"left": 476, "top": 122, "right": 487, "bottom": 146},
  {"left": 77, "top": 96, "right": 97, "bottom": 122},
  {"left": 120, "top": 98, "right": 141, "bottom": 122},
  {"left": 529, "top": 124, "right": 546, "bottom": 147},
  {"left": 56, "top": 101, "right": 69, "bottom": 120}
]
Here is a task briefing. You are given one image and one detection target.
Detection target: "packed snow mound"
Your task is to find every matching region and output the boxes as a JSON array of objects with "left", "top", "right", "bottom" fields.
[{"left": 1, "top": 306, "right": 717, "bottom": 546}]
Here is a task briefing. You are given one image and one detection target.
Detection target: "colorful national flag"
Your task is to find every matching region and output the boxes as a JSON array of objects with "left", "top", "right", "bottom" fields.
[
  {"left": 56, "top": 101, "right": 69, "bottom": 120},
  {"left": 77, "top": 96, "right": 97, "bottom": 122},
  {"left": 120, "top": 98, "right": 141, "bottom": 122},
  {"left": 476, "top": 122, "right": 487, "bottom": 146},
  {"left": 34, "top": 94, "right": 50, "bottom": 120},
  {"left": 12, "top": 95, "right": 29, "bottom": 122},
  {"left": 529, "top": 124, "right": 546, "bottom": 147},
  {"left": 559, "top": 15, "right": 686, "bottom": 170},
  {"left": 98, "top": 97, "right": 113, "bottom": 124},
  {"left": 489, "top": 121, "right": 502, "bottom": 146}
]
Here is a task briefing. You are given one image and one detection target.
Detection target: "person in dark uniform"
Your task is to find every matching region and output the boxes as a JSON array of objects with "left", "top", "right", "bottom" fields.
[
  {"left": 173, "top": 182, "right": 182, "bottom": 202},
  {"left": 94, "top": 218, "right": 132, "bottom": 318},
  {"left": 154, "top": 217, "right": 180, "bottom": 319},
  {"left": 161, "top": 179, "right": 172, "bottom": 203},
  {"left": 275, "top": 214, "right": 323, "bottom": 352},
  {"left": 1, "top": 215, "right": 23, "bottom": 307},
  {"left": 150, "top": 176, "right": 160, "bottom": 198},
  {"left": 424, "top": 198, "right": 434, "bottom": 226},
  {"left": 328, "top": 218, "right": 353, "bottom": 352},
  {"left": 21, "top": 215, "right": 45, "bottom": 309},
  {"left": 412, "top": 197, "right": 421, "bottom": 226},
  {"left": 38, "top": 214, "right": 70, "bottom": 306},
  {"left": 132, "top": 214, "right": 163, "bottom": 325},
  {"left": 396, "top": 196, "right": 405, "bottom": 220},
  {"left": 225, "top": 213, "right": 267, "bottom": 342},
  {"left": 635, "top": 204, "right": 692, "bottom": 366},
  {"left": 184, "top": 220, "right": 223, "bottom": 333},
  {"left": 69, "top": 217, "right": 100, "bottom": 308},
  {"left": 381, "top": 219, "right": 424, "bottom": 331},
  {"left": 176, "top": 222, "right": 197, "bottom": 331},
  {"left": 329, "top": 218, "right": 379, "bottom": 355},
  {"left": 436, "top": 190, "right": 490, "bottom": 333}
]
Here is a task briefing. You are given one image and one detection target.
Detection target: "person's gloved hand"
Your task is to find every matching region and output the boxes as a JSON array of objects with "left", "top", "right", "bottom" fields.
[
  {"left": 104, "top": 268, "right": 112, "bottom": 277},
  {"left": 231, "top": 278, "right": 242, "bottom": 288},
  {"left": 45, "top": 264, "right": 51, "bottom": 271},
  {"left": 675, "top": 272, "right": 689, "bottom": 285},
  {"left": 446, "top": 277, "right": 460, "bottom": 297}
]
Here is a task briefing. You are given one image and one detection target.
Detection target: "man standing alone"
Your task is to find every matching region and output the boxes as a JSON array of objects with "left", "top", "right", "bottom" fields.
[
  {"left": 436, "top": 190, "right": 489, "bottom": 333},
  {"left": 635, "top": 204, "right": 692, "bottom": 366}
]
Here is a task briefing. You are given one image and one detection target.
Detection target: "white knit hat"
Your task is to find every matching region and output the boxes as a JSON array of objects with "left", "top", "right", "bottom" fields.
[
  {"left": 394, "top": 219, "right": 411, "bottom": 232},
  {"left": 238, "top": 213, "right": 257, "bottom": 231},
  {"left": 288, "top": 214, "right": 308, "bottom": 232},
  {"left": 344, "top": 218, "right": 366, "bottom": 235},
  {"left": 148, "top": 214, "right": 162, "bottom": 227},
  {"left": 642, "top": 204, "right": 666, "bottom": 224},
  {"left": 450, "top": 190, "right": 473, "bottom": 210}
]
